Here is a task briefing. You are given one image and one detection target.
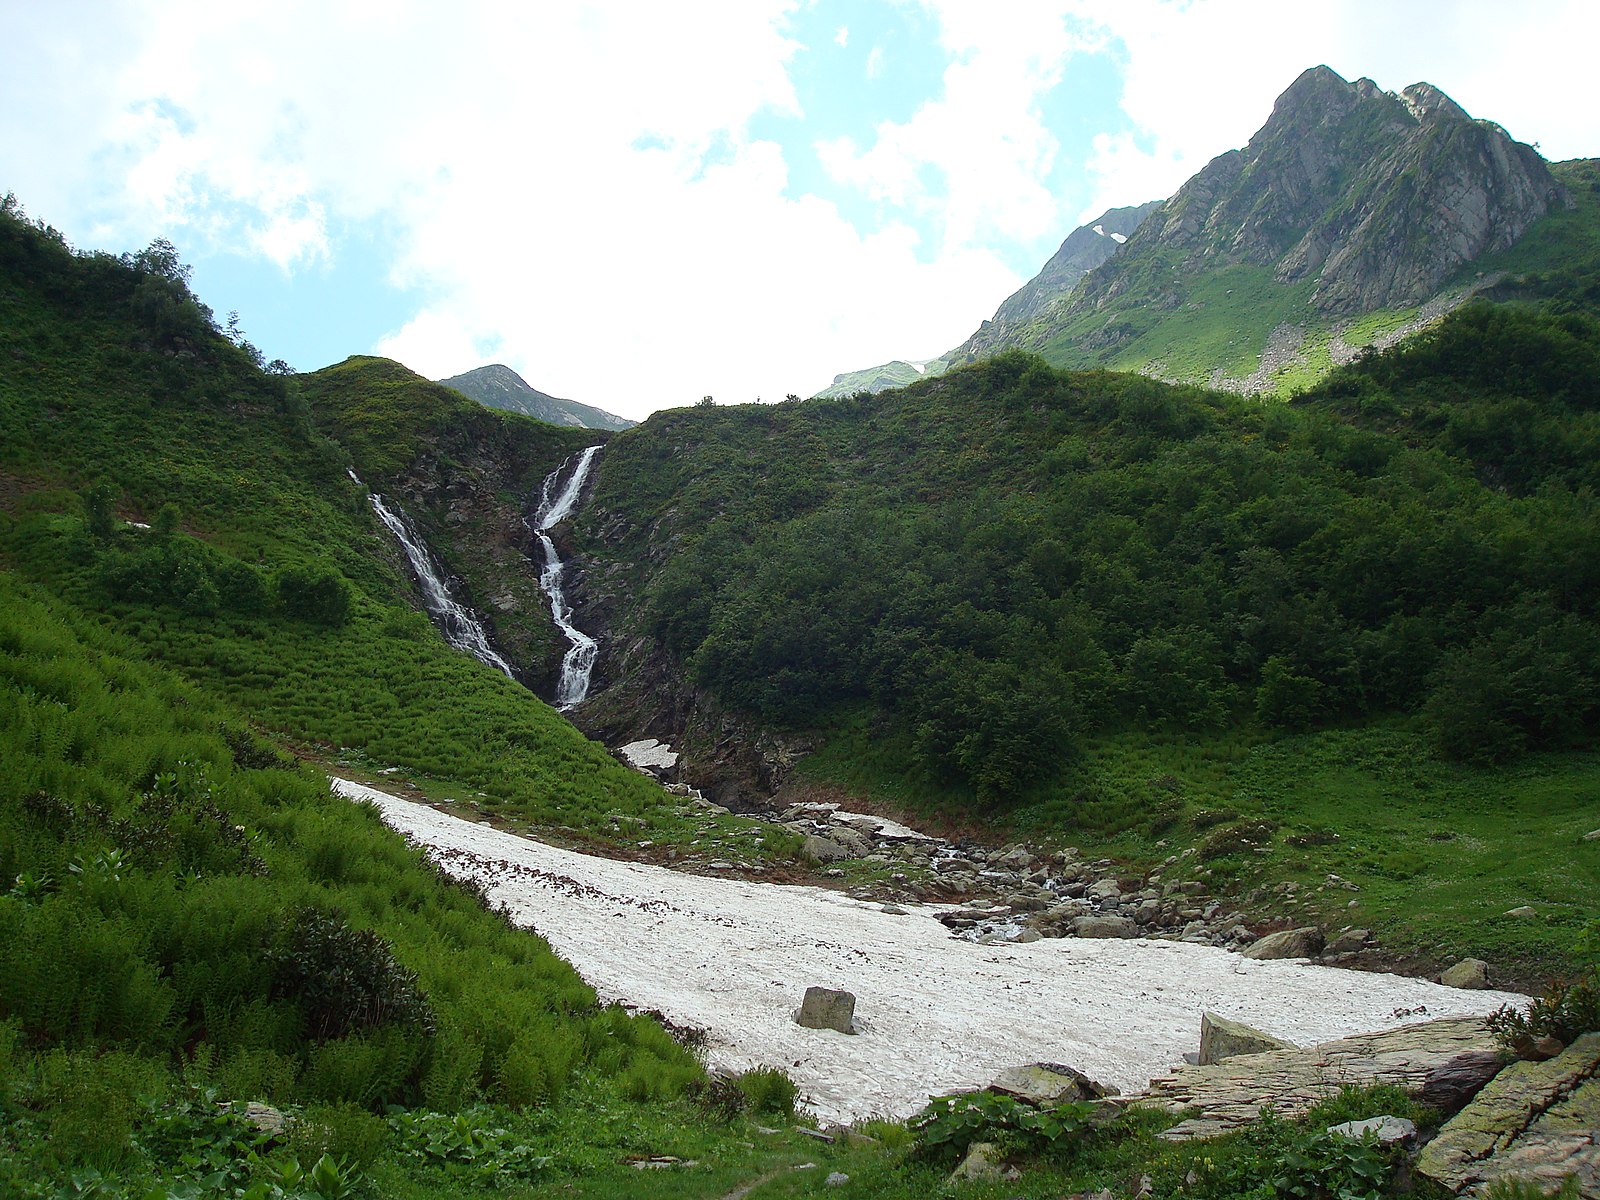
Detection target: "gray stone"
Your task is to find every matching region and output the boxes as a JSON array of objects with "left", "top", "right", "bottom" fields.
[
  {"left": 825, "top": 1172, "right": 850, "bottom": 1187},
  {"left": 794, "top": 987, "right": 856, "bottom": 1034},
  {"left": 1198, "top": 1013, "right": 1295, "bottom": 1065},
  {"left": 1071, "top": 914, "right": 1139, "bottom": 939},
  {"left": 1324, "top": 928, "right": 1371, "bottom": 955},
  {"left": 234, "top": 1101, "right": 290, "bottom": 1136},
  {"left": 1085, "top": 879, "right": 1123, "bottom": 901},
  {"left": 1584, "top": 829, "right": 1600, "bottom": 841},
  {"left": 803, "top": 836, "right": 853, "bottom": 863},
  {"left": 1148, "top": 1017, "right": 1501, "bottom": 1140},
  {"left": 989, "top": 1062, "right": 1117, "bottom": 1105},
  {"left": 1439, "top": 957, "right": 1491, "bottom": 989},
  {"left": 949, "top": 1141, "right": 1004, "bottom": 1183},
  {"left": 1242, "top": 926, "right": 1325, "bottom": 960},
  {"left": 1505, "top": 905, "right": 1538, "bottom": 918},
  {"left": 1327, "top": 1115, "right": 1416, "bottom": 1145},
  {"left": 1420, "top": 1050, "right": 1506, "bottom": 1113}
]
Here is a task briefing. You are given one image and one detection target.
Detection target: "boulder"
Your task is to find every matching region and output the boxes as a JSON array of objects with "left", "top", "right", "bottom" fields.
[
  {"left": 1071, "top": 914, "right": 1139, "bottom": 939},
  {"left": 1198, "top": 1013, "right": 1295, "bottom": 1065},
  {"left": 1324, "top": 928, "right": 1371, "bottom": 956},
  {"left": 989, "top": 1062, "right": 1117, "bottom": 1105},
  {"left": 1420, "top": 1050, "right": 1507, "bottom": 1113},
  {"left": 949, "top": 1141, "right": 1005, "bottom": 1183},
  {"left": 1085, "top": 879, "right": 1123, "bottom": 901},
  {"left": 1328, "top": 1115, "right": 1416, "bottom": 1145},
  {"left": 1505, "top": 905, "right": 1537, "bottom": 918},
  {"left": 794, "top": 987, "right": 856, "bottom": 1034},
  {"left": 1439, "top": 957, "right": 1491, "bottom": 989},
  {"left": 803, "top": 835, "right": 853, "bottom": 863},
  {"left": 1242, "top": 927, "right": 1325, "bottom": 960}
]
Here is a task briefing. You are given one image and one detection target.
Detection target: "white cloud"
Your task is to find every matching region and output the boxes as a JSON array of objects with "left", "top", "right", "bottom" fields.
[
  {"left": 834, "top": 24, "right": 849, "bottom": 47},
  {"left": 818, "top": 1, "right": 1100, "bottom": 256},
  {"left": 3, "top": 0, "right": 1595, "bottom": 415}
]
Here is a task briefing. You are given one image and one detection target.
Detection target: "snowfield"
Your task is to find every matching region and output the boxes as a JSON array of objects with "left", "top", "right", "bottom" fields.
[{"left": 334, "top": 778, "right": 1527, "bottom": 1124}]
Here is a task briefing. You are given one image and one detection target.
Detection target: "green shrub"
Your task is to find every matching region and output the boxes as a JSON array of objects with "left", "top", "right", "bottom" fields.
[
  {"left": 911, "top": 1091, "right": 1101, "bottom": 1164},
  {"left": 289, "top": 1102, "right": 390, "bottom": 1171},
  {"left": 268, "top": 908, "right": 434, "bottom": 1043},
  {"left": 33, "top": 1048, "right": 168, "bottom": 1169},
  {"left": 273, "top": 564, "right": 352, "bottom": 627},
  {"left": 1488, "top": 972, "right": 1600, "bottom": 1049},
  {"left": 389, "top": 1108, "right": 551, "bottom": 1184},
  {"left": 734, "top": 1065, "right": 799, "bottom": 1117}
]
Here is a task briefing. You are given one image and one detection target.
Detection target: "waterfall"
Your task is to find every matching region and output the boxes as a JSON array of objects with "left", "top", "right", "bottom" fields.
[
  {"left": 353, "top": 471, "right": 518, "bottom": 680},
  {"left": 532, "top": 445, "right": 602, "bottom": 709}
]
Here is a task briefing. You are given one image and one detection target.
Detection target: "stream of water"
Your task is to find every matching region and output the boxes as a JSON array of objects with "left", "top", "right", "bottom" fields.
[
  {"left": 532, "top": 446, "right": 602, "bottom": 709},
  {"left": 354, "top": 470, "right": 518, "bottom": 679}
]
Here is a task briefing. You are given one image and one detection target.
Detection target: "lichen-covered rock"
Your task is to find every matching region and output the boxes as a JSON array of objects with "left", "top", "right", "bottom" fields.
[
  {"left": 1148, "top": 1017, "right": 1501, "bottom": 1141},
  {"left": 1198, "top": 1013, "right": 1295, "bottom": 1065},
  {"left": 1440, "top": 958, "right": 1491, "bottom": 990},
  {"left": 989, "top": 1062, "right": 1117, "bottom": 1105},
  {"left": 949, "top": 1141, "right": 1005, "bottom": 1183},
  {"left": 1416, "top": 1032, "right": 1600, "bottom": 1197}
]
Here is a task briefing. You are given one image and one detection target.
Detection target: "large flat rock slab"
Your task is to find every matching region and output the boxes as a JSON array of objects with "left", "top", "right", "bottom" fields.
[{"left": 1146, "top": 1017, "right": 1502, "bottom": 1140}]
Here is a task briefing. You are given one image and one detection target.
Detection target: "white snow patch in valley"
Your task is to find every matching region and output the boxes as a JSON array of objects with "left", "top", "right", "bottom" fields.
[
  {"left": 618, "top": 739, "right": 680, "bottom": 772},
  {"left": 1110, "top": 231, "right": 1127, "bottom": 243},
  {"left": 334, "top": 779, "right": 1526, "bottom": 1124}
]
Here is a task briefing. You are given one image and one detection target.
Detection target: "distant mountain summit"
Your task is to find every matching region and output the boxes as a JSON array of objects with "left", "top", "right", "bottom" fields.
[
  {"left": 438, "top": 364, "right": 635, "bottom": 430},
  {"left": 813, "top": 201, "right": 1156, "bottom": 398},
  {"left": 826, "top": 66, "right": 1576, "bottom": 397},
  {"left": 958, "top": 200, "right": 1161, "bottom": 362}
]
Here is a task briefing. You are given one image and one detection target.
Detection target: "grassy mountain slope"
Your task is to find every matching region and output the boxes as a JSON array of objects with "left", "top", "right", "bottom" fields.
[
  {"left": 581, "top": 305, "right": 1600, "bottom": 975},
  {"left": 0, "top": 196, "right": 844, "bottom": 1195}
]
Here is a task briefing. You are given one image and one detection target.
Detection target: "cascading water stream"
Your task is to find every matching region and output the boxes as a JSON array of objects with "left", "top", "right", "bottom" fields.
[
  {"left": 351, "top": 469, "right": 517, "bottom": 679},
  {"left": 532, "top": 446, "right": 602, "bottom": 709}
]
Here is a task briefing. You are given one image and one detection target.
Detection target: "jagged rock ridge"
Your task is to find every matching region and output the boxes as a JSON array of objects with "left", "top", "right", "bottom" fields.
[
  {"left": 964, "top": 65, "right": 1567, "bottom": 371},
  {"left": 439, "top": 363, "right": 635, "bottom": 431}
]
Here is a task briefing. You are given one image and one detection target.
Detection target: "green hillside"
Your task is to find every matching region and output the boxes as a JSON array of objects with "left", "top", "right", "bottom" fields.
[
  {"left": 580, "top": 304, "right": 1600, "bottom": 975},
  {"left": 0, "top": 197, "right": 833, "bottom": 1196}
]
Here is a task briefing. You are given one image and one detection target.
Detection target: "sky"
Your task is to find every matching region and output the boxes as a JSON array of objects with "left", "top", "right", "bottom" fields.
[{"left": 2, "top": 1, "right": 1596, "bottom": 419}]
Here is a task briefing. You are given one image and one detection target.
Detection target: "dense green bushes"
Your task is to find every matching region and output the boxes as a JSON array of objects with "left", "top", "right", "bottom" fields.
[{"left": 591, "top": 316, "right": 1600, "bottom": 798}]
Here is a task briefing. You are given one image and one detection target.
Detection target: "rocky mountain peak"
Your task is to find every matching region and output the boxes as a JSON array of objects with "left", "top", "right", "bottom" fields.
[
  {"left": 1400, "top": 81, "right": 1470, "bottom": 123},
  {"left": 1073, "top": 66, "right": 1566, "bottom": 319}
]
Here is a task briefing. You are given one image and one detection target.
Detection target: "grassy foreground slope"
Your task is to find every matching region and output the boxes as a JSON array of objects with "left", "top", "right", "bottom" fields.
[{"left": 584, "top": 306, "right": 1600, "bottom": 978}]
